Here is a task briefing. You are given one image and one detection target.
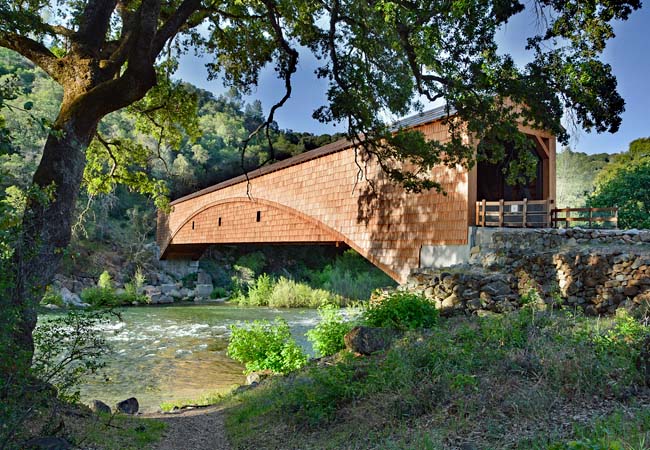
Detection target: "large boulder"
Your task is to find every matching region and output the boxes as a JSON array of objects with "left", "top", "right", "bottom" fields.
[
  {"left": 89, "top": 399, "right": 111, "bottom": 414},
  {"left": 116, "top": 397, "right": 139, "bottom": 415},
  {"left": 197, "top": 270, "right": 213, "bottom": 285},
  {"left": 160, "top": 283, "right": 178, "bottom": 295},
  {"left": 59, "top": 287, "right": 89, "bottom": 308},
  {"left": 157, "top": 295, "right": 174, "bottom": 304},
  {"left": 195, "top": 284, "right": 213, "bottom": 298},
  {"left": 344, "top": 326, "right": 399, "bottom": 355}
]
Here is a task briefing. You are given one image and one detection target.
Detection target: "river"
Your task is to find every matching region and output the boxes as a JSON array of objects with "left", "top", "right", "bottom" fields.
[{"left": 42, "top": 304, "right": 321, "bottom": 412}]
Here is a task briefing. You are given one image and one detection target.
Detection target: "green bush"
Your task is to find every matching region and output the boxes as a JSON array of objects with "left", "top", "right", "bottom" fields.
[
  {"left": 247, "top": 273, "right": 274, "bottom": 306},
  {"left": 211, "top": 286, "right": 229, "bottom": 299},
  {"left": 363, "top": 292, "right": 439, "bottom": 330},
  {"left": 40, "top": 286, "right": 64, "bottom": 307},
  {"left": 306, "top": 305, "right": 355, "bottom": 357},
  {"left": 123, "top": 267, "right": 146, "bottom": 303},
  {"left": 81, "top": 286, "right": 120, "bottom": 307},
  {"left": 97, "top": 270, "right": 113, "bottom": 289},
  {"left": 268, "top": 277, "right": 338, "bottom": 308},
  {"left": 227, "top": 318, "right": 307, "bottom": 374}
]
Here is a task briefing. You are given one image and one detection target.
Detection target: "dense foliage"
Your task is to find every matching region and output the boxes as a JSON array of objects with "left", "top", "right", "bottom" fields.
[
  {"left": 363, "top": 292, "right": 440, "bottom": 330},
  {"left": 306, "top": 306, "right": 355, "bottom": 357},
  {"left": 588, "top": 138, "right": 650, "bottom": 229},
  {"left": 227, "top": 319, "right": 307, "bottom": 375}
]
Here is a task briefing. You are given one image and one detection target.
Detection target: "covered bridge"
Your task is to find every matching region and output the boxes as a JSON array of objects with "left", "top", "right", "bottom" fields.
[{"left": 156, "top": 106, "right": 556, "bottom": 283}]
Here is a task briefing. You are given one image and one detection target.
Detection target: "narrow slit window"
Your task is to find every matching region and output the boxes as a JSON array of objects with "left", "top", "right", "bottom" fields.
[
  {"left": 256, "top": 211, "right": 261, "bottom": 222},
  {"left": 191, "top": 221, "right": 195, "bottom": 230},
  {"left": 218, "top": 217, "right": 222, "bottom": 226}
]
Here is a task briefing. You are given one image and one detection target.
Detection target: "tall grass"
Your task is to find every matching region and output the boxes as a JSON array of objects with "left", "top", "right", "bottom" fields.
[{"left": 231, "top": 275, "right": 341, "bottom": 308}]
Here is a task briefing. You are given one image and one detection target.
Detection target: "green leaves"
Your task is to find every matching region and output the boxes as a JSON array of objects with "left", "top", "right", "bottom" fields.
[
  {"left": 227, "top": 318, "right": 308, "bottom": 374},
  {"left": 588, "top": 138, "right": 650, "bottom": 229}
]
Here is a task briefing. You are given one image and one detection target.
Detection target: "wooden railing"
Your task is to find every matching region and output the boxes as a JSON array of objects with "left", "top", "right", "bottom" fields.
[
  {"left": 476, "top": 200, "right": 619, "bottom": 229},
  {"left": 476, "top": 199, "right": 552, "bottom": 228},
  {"left": 551, "top": 207, "right": 618, "bottom": 229}
]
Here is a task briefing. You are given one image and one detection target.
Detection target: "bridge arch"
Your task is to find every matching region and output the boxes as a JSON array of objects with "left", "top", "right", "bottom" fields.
[{"left": 162, "top": 197, "right": 401, "bottom": 281}]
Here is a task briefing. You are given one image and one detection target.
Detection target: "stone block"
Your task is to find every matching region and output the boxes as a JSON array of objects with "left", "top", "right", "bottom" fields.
[{"left": 195, "top": 284, "right": 213, "bottom": 298}]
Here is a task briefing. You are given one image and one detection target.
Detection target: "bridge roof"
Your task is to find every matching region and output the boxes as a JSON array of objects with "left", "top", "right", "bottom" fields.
[{"left": 170, "top": 105, "right": 452, "bottom": 206}]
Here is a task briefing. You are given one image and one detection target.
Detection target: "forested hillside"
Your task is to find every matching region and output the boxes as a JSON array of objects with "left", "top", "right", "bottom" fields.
[{"left": 556, "top": 147, "right": 611, "bottom": 208}]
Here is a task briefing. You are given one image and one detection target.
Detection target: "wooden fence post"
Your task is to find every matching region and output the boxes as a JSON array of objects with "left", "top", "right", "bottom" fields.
[
  {"left": 499, "top": 199, "right": 504, "bottom": 227},
  {"left": 481, "top": 199, "right": 486, "bottom": 227},
  {"left": 522, "top": 198, "right": 528, "bottom": 227}
]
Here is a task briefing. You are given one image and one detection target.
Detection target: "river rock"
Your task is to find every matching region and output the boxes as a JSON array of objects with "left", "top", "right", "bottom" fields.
[
  {"left": 197, "top": 271, "right": 212, "bottom": 285},
  {"left": 195, "top": 284, "right": 213, "bottom": 298},
  {"left": 116, "top": 397, "right": 139, "bottom": 415},
  {"left": 90, "top": 400, "right": 111, "bottom": 414},
  {"left": 157, "top": 295, "right": 174, "bottom": 304},
  {"left": 59, "top": 287, "right": 88, "bottom": 308},
  {"left": 246, "top": 370, "right": 273, "bottom": 385},
  {"left": 160, "top": 283, "right": 177, "bottom": 295},
  {"left": 23, "top": 436, "right": 71, "bottom": 450},
  {"left": 344, "top": 326, "right": 399, "bottom": 355}
]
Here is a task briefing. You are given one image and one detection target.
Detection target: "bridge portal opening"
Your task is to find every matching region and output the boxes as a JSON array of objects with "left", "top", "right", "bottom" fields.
[{"left": 477, "top": 137, "right": 546, "bottom": 202}]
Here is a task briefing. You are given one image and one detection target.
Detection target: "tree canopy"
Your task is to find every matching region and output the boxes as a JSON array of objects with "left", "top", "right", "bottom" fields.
[
  {"left": 0, "top": 0, "right": 640, "bottom": 193},
  {"left": 588, "top": 138, "right": 650, "bottom": 229}
]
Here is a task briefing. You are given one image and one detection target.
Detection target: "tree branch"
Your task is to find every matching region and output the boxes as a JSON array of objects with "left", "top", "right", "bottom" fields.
[
  {"left": 151, "top": 0, "right": 203, "bottom": 57},
  {"left": 0, "top": 33, "right": 63, "bottom": 82},
  {"left": 76, "top": 0, "right": 119, "bottom": 53}
]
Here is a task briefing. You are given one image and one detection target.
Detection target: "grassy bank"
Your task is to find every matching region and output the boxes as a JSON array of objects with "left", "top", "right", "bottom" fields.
[{"left": 223, "top": 309, "right": 650, "bottom": 449}]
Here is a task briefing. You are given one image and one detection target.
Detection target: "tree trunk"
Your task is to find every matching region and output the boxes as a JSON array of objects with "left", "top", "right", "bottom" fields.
[{"left": 9, "top": 105, "right": 98, "bottom": 361}]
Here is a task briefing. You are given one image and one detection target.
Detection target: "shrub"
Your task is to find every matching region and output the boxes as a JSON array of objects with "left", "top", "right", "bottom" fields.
[
  {"left": 308, "top": 249, "right": 396, "bottom": 301},
  {"left": 268, "top": 277, "right": 338, "bottom": 308},
  {"left": 32, "top": 309, "right": 115, "bottom": 402},
  {"left": 363, "top": 292, "right": 439, "bottom": 330},
  {"left": 97, "top": 270, "right": 113, "bottom": 289},
  {"left": 306, "top": 305, "right": 355, "bottom": 356},
  {"left": 81, "top": 286, "right": 120, "bottom": 307},
  {"left": 227, "top": 319, "right": 308, "bottom": 374},
  {"left": 123, "top": 267, "right": 146, "bottom": 303},
  {"left": 247, "top": 273, "right": 275, "bottom": 306},
  {"left": 211, "top": 286, "right": 229, "bottom": 299},
  {"left": 235, "top": 251, "right": 267, "bottom": 275},
  {"left": 40, "top": 286, "right": 64, "bottom": 307}
]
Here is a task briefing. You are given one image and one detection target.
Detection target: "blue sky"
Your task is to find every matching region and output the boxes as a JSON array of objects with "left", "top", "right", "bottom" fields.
[{"left": 176, "top": 6, "right": 650, "bottom": 155}]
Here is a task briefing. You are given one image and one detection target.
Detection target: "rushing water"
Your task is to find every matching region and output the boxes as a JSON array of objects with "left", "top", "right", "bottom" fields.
[{"left": 41, "top": 304, "right": 320, "bottom": 412}]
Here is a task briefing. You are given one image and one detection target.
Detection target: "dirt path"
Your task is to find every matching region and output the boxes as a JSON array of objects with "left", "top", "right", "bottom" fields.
[{"left": 147, "top": 406, "right": 231, "bottom": 450}]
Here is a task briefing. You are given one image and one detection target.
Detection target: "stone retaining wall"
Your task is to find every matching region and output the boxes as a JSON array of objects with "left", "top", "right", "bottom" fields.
[{"left": 406, "top": 228, "right": 650, "bottom": 316}]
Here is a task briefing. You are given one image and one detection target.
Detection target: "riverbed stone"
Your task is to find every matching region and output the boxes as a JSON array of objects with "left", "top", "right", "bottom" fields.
[
  {"left": 197, "top": 271, "right": 212, "bottom": 285},
  {"left": 160, "top": 283, "right": 177, "bottom": 295},
  {"left": 89, "top": 400, "right": 111, "bottom": 414},
  {"left": 59, "top": 287, "right": 88, "bottom": 308},
  {"left": 195, "top": 284, "right": 213, "bottom": 298},
  {"left": 157, "top": 295, "right": 174, "bottom": 304},
  {"left": 116, "top": 397, "right": 139, "bottom": 415}
]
